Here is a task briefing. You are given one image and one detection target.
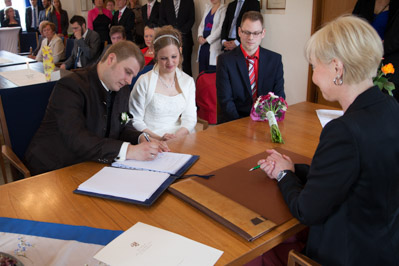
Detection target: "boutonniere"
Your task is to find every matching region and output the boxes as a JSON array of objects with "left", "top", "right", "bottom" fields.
[{"left": 120, "top": 112, "right": 132, "bottom": 125}]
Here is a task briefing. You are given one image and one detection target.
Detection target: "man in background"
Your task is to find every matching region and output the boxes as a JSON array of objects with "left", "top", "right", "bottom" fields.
[
  {"left": 142, "top": 0, "right": 159, "bottom": 26},
  {"left": 25, "top": 0, "right": 43, "bottom": 32},
  {"left": 220, "top": 0, "right": 260, "bottom": 51},
  {"left": 112, "top": 0, "right": 135, "bottom": 41},
  {"left": 217, "top": 11, "right": 285, "bottom": 123},
  {"left": 159, "top": 0, "right": 195, "bottom": 76},
  {"left": 61, "top": 15, "right": 101, "bottom": 70}
]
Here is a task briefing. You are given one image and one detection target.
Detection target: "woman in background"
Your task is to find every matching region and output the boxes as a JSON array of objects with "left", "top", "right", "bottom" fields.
[
  {"left": 141, "top": 24, "right": 156, "bottom": 65},
  {"left": 2, "top": 7, "right": 20, "bottom": 27},
  {"left": 52, "top": 0, "right": 68, "bottom": 37},
  {"left": 197, "top": 0, "right": 226, "bottom": 73},
  {"left": 34, "top": 21, "right": 65, "bottom": 63},
  {"left": 353, "top": 0, "right": 399, "bottom": 101},
  {"left": 259, "top": 15, "right": 399, "bottom": 265},
  {"left": 129, "top": 26, "right": 197, "bottom": 141},
  {"left": 88, "top": 0, "right": 112, "bottom": 45},
  {"left": 105, "top": 0, "right": 116, "bottom": 15}
]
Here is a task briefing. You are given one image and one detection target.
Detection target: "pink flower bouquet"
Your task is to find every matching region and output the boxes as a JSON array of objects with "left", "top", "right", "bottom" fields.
[{"left": 250, "top": 92, "right": 288, "bottom": 143}]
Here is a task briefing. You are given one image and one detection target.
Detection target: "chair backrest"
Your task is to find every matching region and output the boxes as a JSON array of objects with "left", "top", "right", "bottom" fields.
[
  {"left": 64, "top": 38, "right": 75, "bottom": 60},
  {"left": 0, "top": 81, "right": 56, "bottom": 160},
  {"left": 196, "top": 70, "right": 217, "bottom": 124},
  {"left": 287, "top": 250, "right": 321, "bottom": 266},
  {"left": 129, "top": 64, "right": 154, "bottom": 91},
  {"left": 19, "top": 32, "right": 39, "bottom": 53}
]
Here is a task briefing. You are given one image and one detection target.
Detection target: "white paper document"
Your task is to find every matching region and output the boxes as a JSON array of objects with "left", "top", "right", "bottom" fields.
[
  {"left": 0, "top": 57, "right": 12, "bottom": 64},
  {"left": 0, "top": 69, "right": 46, "bottom": 86},
  {"left": 112, "top": 152, "right": 192, "bottom": 175},
  {"left": 316, "top": 109, "right": 344, "bottom": 128},
  {"left": 94, "top": 222, "right": 223, "bottom": 266},
  {"left": 77, "top": 167, "right": 170, "bottom": 202}
]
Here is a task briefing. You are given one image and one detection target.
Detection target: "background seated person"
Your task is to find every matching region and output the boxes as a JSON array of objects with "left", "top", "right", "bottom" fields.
[
  {"left": 259, "top": 16, "right": 399, "bottom": 265},
  {"left": 97, "top": 25, "right": 126, "bottom": 61},
  {"left": 25, "top": 41, "right": 168, "bottom": 176},
  {"left": 0, "top": 0, "right": 20, "bottom": 27},
  {"left": 2, "top": 7, "right": 20, "bottom": 27},
  {"left": 129, "top": 26, "right": 197, "bottom": 141},
  {"left": 32, "top": 21, "right": 65, "bottom": 63},
  {"left": 60, "top": 15, "right": 101, "bottom": 70},
  {"left": 216, "top": 11, "right": 285, "bottom": 123},
  {"left": 141, "top": 24, "right": 156, "bottom": 66}
]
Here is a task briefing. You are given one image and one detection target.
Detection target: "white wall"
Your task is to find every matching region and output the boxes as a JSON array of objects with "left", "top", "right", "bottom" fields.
[{"left": 66, "top": 0, "right": 313, "bottom": 104}]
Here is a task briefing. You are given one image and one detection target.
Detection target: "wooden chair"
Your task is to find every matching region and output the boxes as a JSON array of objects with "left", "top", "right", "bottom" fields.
[
  {"left": 0, "top": 81, "right": 56, "bottom": 181},
  {"left": 19, "top": 32, "right": 39, "bottom": 55},
  {"left": 287, "top": 250, "right": 321, "bottom": 266},
  {"left": 196, "top": 117, "right": 209, "bottom": 131}
]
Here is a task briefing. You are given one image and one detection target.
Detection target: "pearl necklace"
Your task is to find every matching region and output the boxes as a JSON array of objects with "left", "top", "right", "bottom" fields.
[{"left": 158, "top": 75, "right": 176, "bottom": 89}]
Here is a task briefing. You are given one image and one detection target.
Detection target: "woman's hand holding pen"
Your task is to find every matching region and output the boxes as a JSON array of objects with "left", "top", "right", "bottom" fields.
[{"left": 258, "top": 149, "right": 294, "bottom": 180}]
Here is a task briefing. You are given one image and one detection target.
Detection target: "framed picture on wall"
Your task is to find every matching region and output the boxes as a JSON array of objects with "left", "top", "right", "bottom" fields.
[{"left": 267, "top": 0, "right": 286, "bottom": 9}]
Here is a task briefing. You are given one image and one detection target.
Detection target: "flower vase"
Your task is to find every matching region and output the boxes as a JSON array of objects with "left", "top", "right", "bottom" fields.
[
  {"left": 266, "top": 111, "right": 284, "bottom": 143},
  {"left": 42, "top": 46, "right": 55, "bottom": 82}
]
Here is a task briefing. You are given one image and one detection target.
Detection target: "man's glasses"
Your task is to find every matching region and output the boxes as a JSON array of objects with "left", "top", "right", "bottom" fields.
[{"left": 241, "top": 30, "right": 263, "bottom": 37}]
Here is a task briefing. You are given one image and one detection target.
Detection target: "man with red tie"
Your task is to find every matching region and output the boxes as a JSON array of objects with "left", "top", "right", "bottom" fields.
[
  {"left": 111, "top": 0, "right": 135, "bottom": 41},
  {"left": 216, "top": 11, "right": 285, "bottom": 123}
]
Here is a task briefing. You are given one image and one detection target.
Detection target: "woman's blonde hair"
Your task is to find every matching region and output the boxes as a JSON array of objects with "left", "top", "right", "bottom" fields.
[
  {"left": 152, "top": 25, "right": 183, "bottom": 68},
  {"left": 305, "top": 15, "right": 383, "bottom": 85}
]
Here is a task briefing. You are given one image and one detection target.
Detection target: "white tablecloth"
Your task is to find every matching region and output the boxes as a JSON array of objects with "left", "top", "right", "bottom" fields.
[{"left": 0, "top": 27, "right": 21, "bottom": 54}]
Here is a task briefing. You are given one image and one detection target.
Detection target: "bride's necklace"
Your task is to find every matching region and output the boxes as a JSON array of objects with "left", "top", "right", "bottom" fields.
[{"left": 158, "top": 75, "right": 176, "bottom": 89}]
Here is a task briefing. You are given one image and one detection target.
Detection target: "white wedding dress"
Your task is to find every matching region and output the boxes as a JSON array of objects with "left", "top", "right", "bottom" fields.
[{"left": 143, "top": 92, "right": 186, "bottom": 136}]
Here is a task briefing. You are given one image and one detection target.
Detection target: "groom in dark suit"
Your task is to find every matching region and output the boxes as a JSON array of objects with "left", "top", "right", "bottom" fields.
[
  {"left": 216, "top": 11, "right": 285, "bottom": 123},
  {"left": 25, "top": 41, "right": 166, "bottom": 175}
]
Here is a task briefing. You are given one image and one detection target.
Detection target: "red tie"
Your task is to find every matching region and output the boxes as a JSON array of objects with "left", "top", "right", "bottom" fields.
[
  {"left": 147, "top": 4, "right": 151, "bottom": 18},
  {"left": 247, "top": 56, "right": 257, "bottom": 101},
  {"left": 118, "top": 11, "right": 122, "bottom": 22}
]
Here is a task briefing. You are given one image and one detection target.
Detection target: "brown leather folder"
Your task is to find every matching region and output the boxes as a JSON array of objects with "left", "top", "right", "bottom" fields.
[{"left": 169, "top": 148, "right": 311, "bottom": 241}]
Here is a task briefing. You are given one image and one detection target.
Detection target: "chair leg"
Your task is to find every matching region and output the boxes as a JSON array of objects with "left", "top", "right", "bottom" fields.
[{"left": 0, "top": 154, "right": 8, "bottom": 184}]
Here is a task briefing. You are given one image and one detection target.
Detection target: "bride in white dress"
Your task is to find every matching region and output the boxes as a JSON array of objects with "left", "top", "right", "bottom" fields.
[{"left": 129, "top": 26, "right": 197, "bottom": 141}]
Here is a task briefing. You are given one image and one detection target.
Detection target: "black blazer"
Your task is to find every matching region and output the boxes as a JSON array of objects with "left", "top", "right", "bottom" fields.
[
  {"left": 56, "top": 9, "right": 69, "bottom": 36},
  {"left": 158, "top": 0, "right": 195, "bottom": 35},
  {"left": 0, "top": 8, "right": 20, "bottom": 27},
  {"left": 63, "top": 29, "right": 102, "bottom": 70},
  {"left": 142, "top": 1, "right": 160, "bottom": 26},
  {"left": 220, "top": 0, "right": 260, "bottom": 42},
  {"left": 25, "top": 66, "right": 142, "bottom": 175},
  {"left": 216, "top": 46, "right": 285, "bottom": 122},
  {"left": 278, "top": 87, "right": 399, "bottom": 265},
  {"left": 38, "top": 8, "right": 59, "bottom": 32},
  {"left": 25, "top": 5, "right": 44, "bottom": 31},
  {"left": 112, "top": 7, "right": 135, "bottom": 41}
]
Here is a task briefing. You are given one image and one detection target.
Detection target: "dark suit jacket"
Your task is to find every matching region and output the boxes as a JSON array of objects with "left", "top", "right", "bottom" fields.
[
  {"left": 63, "top": 29, "right": 101, "bottom": 70},
  {"left": 25, "top": 66, "right": 142, "bottom": 175},
  {"left": 0, "top": 8, "right": 20, "bottom": 27},
  {"left": 142, "top": 1, "right": 160, "bottom": 26},
  {"left": 112, "top": 7, "right": 135, "bottom": 41},
  {"left": 38, "top": 7, "right": 59, "bottom": 32},
  {"left": 57, "top": 9, "right": 69, "bottom": 36},
  {"left": 278, "top": 87, "right": 399, "bottom": 265},
  {"left": 216, "top": 46, "right": 285, "bottom": 122},
  {"left": 25, "top": 5, "right": 44, "bottom": 31},
  {"left": 220, "top": 0, "right": 260, "bottom": 42},
  {"left": 158, "top": 0, "right": 195, "bottom": 35}
]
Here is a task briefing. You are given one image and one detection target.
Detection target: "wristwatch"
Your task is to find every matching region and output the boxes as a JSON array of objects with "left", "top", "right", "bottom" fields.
[{"left": 276, "top": 170, "right": 288, "bottom": 182}]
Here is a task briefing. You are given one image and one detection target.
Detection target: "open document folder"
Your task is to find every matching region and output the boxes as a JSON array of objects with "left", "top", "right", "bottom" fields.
[
  {"left": 74, "top": 152, "right": 199, "bottom": 206},
  {"left": 94, "top": 222, "right": 223, "bottom": 266}
]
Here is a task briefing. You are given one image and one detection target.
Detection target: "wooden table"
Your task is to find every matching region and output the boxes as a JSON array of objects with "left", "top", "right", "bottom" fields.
[
  {"left": 0, "top": 50, "right": 36, "bottom": 67},
  {"left": 0, "top": 102, "right": 329, "bottom": 265}
]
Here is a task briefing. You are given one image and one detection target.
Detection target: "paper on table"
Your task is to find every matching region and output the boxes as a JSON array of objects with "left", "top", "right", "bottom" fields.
[
  {"left": 77, "top": 167, "right": 170, "bottom": 202},
  {"left": 0, "top": 69, "right": 46, "bottom": 86},
  {"left": 94, "top": 222, "right": 223, "bottom": 266},
  {"left": 0, "top": 57, "right": 12, "bottom": 64},
  {"left": 112, "top": 152, "right": 192, "bottom": 175},
  {"left": 316, "top": 109, "right": 344, "bottom": 128}
]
